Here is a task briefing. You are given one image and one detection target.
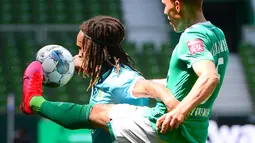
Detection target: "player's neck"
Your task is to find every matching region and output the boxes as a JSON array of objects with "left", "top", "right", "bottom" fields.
[{"left": 184, "top": 11, "right": 206, "bottom": 29}]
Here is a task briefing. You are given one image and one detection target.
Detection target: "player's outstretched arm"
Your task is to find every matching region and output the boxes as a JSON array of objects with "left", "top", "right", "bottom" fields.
[
  {"left": 156, "top": 60, "right": 219, "bottom": 133},
  {"left": 151, "top": 78, "right": 167, "bottom": 86},
  {"left": 132, "top": 79, "right": 179, "bottom": 111}
]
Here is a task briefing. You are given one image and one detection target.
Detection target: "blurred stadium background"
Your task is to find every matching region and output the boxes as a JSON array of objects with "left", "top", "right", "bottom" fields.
[{"left": 0, "top": 0, "right": 255, "bottom": 143}]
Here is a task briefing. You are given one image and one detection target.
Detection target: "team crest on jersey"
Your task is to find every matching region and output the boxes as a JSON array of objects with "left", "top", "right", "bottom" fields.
[{"left": 187, "top": 39, "right": 204, "bottom": 54}]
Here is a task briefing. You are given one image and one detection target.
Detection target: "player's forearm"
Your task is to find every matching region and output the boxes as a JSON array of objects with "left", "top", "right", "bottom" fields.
[
  {"left": 145, "top": 81, "right": 179, "bottom": 111},
  {"left": 132, "top": 79, "right": 179, "bottom": 110},
  {"left": 177, "top": 73, "right": 219, "bottom": 116},
  {"left": 151, "top": 78, "right": 167, "bottom": 86}
]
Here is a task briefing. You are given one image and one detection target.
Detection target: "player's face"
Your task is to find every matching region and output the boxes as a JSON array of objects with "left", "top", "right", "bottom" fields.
[
  {"left": 162, "top": 0, "right": 184, "bottom": 32},
  {"left": 74, "top": 31, "right": 84, "bottom": 71}
]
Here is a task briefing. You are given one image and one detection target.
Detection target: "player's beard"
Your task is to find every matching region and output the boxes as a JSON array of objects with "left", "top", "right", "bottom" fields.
[
  {"left": 171, "top": 20, "right": 184, "bottom": 33},
  {"left": 170, "top": 21, "right": 177, "bottom": 31}
]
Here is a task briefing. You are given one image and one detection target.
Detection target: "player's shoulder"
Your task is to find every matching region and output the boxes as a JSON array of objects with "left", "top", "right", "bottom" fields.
[
  {"left": 182, "top": 22, "right": 209, "bottom": 36},
  {"left": 100, "top": 65, "right": 142, "bottom": 85},
  {"left": 112, "top": 65, "right": 140, "bottom": 77},
  {"left": 180, "top": 21, "right": 222, "bottom": 42}
]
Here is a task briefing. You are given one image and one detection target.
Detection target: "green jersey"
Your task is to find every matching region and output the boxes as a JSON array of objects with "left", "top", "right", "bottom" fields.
[{"left": 146, "top": 21, "right": 229, "bottom": 143}]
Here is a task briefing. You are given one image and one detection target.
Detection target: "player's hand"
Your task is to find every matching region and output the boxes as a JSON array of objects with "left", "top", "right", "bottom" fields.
[{"left": 156, "top": 108, "right": 186, "bottom": 133}]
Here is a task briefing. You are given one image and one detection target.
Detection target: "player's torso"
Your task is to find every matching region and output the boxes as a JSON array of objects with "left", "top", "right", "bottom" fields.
[
  {"left": 168, "top": 21, "right": 229, "bottom": 113},
  {"left": 89, "top": 66, "right": 148, "bottom": 105},
  {"left": 89, "top": 65, "right": 149, "bottom": 143},
  {"left": 149, "top": 22, "right": 229, "bottom": 143}
]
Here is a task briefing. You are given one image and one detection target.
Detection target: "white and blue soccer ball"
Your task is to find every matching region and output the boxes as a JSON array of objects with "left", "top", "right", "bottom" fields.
[{"left": 36, "top": 44, "right": 75, "bottom": 88}]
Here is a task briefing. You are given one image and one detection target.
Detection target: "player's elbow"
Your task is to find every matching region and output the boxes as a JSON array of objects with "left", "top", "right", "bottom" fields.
[
  {"left": 132, "top": 79, "right": 151, "bottom": 97},
  {"left": 201, "top": 72, "right": 220, "bottom": 87},
  {"left": 208, "top": 73, "right": 220, "bottom": 86}
]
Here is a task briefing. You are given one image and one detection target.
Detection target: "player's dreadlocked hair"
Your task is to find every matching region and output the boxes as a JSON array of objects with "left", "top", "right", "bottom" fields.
[{"left": 79, "top": 16, "right": 139, "bottom": 89}]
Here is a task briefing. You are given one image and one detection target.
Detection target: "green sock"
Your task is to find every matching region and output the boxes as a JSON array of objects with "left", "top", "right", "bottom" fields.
[
  {"left": 30, "top": 96, "right": 94, "bottom": 129},
  {"left": 30, "top": 96, "right": 46, "bottom": 112}
]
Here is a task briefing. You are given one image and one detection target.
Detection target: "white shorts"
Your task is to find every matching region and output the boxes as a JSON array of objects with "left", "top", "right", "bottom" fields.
[{"left": 107, "top": 104, "right": 168, "bottom": 143}]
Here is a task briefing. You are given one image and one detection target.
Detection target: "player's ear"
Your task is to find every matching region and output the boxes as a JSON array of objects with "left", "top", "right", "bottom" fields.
[{"left": 175, "top": 0, "right": 181, "bottom": 13}]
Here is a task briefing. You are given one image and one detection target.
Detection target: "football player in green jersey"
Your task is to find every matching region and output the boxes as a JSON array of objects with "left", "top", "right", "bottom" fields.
[
  {"left": 20, "top": 0, "right": 229, "bottom": 142},
  {"left": 154, "top": 0, "right": 229, "bottom": 142}
]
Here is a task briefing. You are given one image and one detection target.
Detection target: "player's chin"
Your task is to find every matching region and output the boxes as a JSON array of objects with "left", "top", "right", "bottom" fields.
[
  {"left": 170, "top": 23, "right": 178, "bottom": 32},
  {"left": 170, "top": 23, "right": 184, "bottom": 33},
  {"left": 173, "top": 26, "right": 184, "bottom": 33},
  {"left": 175, "top": 29, "right": 184, "bottom": 33},
  {"left": 75, "top": 65, "right": 82, "bottom": 72},
  {"left": 75, "top": 66, "right": 90, "bottom": 76},
  {"left": 74, "top": 57, "right": 82, "bottom": 69},
  {"left": 74, "top": 63, "right": 81, "bottom": 71}
]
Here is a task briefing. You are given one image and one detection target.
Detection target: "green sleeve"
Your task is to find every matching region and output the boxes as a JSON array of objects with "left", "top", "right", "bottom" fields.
[{"left": 178, "top": 32, "right": 214, "bottom": 68}]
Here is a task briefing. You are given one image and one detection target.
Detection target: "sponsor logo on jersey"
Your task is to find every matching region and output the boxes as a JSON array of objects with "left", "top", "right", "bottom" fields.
[
  {"left": 92, "top": 87, "right": 105, "bottom": 100},
  {"left": 91, "top": 87, "right": 99, "bottom": 98},
  {"left": 97, "top": 90, "right": 103, "bottom": 99},
  {"left": 187, "top": 39, "right": 204, "bottom": 54},
  {"left": 189, "top": 107, "right": 210, "bottom": 117}
]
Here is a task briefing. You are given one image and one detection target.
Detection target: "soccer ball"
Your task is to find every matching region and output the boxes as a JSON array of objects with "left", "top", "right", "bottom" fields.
[{"left": 36, "top": 44, "right": 75, "bottom": 88}]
